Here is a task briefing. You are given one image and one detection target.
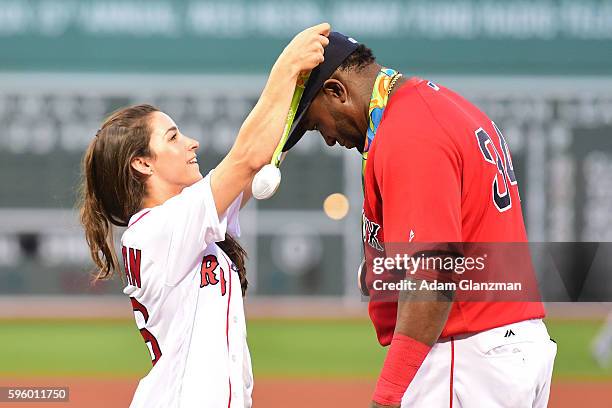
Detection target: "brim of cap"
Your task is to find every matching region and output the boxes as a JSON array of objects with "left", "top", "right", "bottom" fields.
[{"left": 282, "top": 32, "right": 359, "bottom": 152}]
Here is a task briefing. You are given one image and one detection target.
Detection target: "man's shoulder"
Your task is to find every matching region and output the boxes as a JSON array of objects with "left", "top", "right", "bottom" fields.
[
  {"left": 381, "top": 78, "right": 487, "bottom": 146},
  {"left": 389, "top": 78, "right": 477, "bottom": 115},
  {"left": 385, "top": 77, "right": 428, "bottom": 110},
  {"left": 377, "top": 85, "right": 452, "bottom": 149},
  {"left": 381, "top": 78, "right": 450, "bottom": 129}
]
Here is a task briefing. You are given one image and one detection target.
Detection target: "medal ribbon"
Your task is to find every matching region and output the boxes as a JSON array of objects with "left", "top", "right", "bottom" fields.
[{"left": 362, "top": 67, "right": 400, "bottom": 188}]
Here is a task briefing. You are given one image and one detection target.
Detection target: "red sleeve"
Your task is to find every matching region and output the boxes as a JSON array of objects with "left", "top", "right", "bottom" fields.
[{"left": 376, "top": 114, "right": 463, "bottom": 281}]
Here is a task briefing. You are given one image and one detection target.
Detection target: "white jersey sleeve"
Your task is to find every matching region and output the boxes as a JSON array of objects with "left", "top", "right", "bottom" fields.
[
  {"left": 226, "top": 191, "right": 242, "bottom": 238},
  {"left": 143, "top": 171, "right": 241, "bottom": 286}
]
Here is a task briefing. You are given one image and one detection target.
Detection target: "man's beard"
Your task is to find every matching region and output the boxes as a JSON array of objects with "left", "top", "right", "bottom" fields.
[{"left": 330, "top": 110, "right": 364, "bottom": 151}]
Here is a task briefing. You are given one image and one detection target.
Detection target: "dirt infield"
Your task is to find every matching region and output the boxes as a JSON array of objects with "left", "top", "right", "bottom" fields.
[{"left": 0, "top": 377, "right": 610, "bottom": 407}]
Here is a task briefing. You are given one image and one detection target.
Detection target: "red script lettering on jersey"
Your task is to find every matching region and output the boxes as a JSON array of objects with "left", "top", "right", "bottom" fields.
[{"left": 200, "top": 254, "right": 227, "bottom": 296}]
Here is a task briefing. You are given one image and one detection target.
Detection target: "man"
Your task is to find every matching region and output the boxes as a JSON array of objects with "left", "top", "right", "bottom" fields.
[{"left": 283, "top": 32, "right": 557, "bottom": 407}]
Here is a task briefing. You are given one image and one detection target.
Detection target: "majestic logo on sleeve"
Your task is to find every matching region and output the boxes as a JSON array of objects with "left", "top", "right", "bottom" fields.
[
  {"left": 362, "top": 211, "right": 383, "bottom": 251},
  {"left": 200, "top": 254, "right": 227, "bottom": 296}
]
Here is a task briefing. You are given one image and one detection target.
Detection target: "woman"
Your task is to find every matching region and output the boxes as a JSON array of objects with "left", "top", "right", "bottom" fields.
[{"left": 79, "top": 24, "right": 330, "bottom": 407}]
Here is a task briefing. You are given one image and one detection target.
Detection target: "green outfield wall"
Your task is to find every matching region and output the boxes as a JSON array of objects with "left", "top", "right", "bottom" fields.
[{"left": 0, "top": 0, "right": 611, "bottom": 74}]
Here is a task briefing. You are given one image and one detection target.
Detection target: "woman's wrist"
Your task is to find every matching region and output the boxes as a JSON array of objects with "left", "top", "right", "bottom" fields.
[
  {"left": 271, "top": 52, "right": 301, "bottom": 82},
  {"left": 260, "top": 62, "right": 300, "bottom": 109}
]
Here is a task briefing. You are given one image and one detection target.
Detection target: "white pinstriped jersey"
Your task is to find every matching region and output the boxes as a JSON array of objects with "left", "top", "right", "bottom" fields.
[{"left": 121, "top": 172, "right": 252, "bottom": 408}]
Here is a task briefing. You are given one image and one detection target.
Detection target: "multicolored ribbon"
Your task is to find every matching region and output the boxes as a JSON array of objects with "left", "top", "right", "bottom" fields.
[{"left": 362, "top": 67, "right": 400, "bottom": 188}]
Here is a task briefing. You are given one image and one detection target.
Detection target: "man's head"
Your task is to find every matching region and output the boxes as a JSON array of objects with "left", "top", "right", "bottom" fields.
[{"left": 284, "top": 33, "right": 380, "bottom": 153}]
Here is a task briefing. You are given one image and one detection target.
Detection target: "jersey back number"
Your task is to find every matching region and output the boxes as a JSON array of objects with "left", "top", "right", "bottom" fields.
[
  {"left": 475, "top": 122, "right": 517, "bottom": 212},
  {"left": 131, "top": 296, "right": 162, "bottom": 366}
]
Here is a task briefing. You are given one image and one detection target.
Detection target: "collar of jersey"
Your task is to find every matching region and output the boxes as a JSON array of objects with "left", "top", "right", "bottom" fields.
[{"left": 128, "top": 208, "right": 151, "bottom": 229}]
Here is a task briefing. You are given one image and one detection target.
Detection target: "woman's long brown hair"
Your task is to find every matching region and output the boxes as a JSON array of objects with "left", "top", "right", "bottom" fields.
[{"left": 79, "top": 104, "right": 248, "bottom": 295}]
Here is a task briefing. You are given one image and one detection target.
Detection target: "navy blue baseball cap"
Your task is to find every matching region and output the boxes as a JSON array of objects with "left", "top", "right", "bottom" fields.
[{"left": 282, "top": 31, "right": 359, "bottom": 152}]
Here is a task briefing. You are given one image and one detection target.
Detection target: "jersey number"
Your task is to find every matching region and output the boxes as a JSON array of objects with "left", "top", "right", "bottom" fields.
[
  {"left": 131, "top": 297, "right": 162, "bottom": 366},
  {"left": 475, "top": 122, "right": 517, "bottom": 212}
]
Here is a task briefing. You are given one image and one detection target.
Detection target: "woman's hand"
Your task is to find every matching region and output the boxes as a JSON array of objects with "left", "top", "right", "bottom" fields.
[{"left": 275, "top": 22, "right": 331, "bottom": 78}]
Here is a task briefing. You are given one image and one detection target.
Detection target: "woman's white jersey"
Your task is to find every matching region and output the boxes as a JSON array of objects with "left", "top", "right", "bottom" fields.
[{"left": 121, "top": 172, "right": 252, "bottom": 408}]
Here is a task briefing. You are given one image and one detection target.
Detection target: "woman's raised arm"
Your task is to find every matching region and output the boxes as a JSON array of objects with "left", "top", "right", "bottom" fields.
[{"left": 211, "top": 23, "right": 330, "bottom": 216}]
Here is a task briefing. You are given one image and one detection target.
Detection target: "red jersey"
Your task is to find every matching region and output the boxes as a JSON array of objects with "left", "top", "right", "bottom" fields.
[{"left": 362, "top": 78, "right": 545, "bottom": 346}]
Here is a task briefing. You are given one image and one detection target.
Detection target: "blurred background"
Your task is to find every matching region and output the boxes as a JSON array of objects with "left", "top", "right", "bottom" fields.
[{"left": 0, "top": 0, "right": 611, "bottom": 407}]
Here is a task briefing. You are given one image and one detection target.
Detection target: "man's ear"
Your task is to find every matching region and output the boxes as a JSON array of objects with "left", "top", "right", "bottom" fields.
[
  {"left": 131, "top": 157, "right": 154, "bottom": 176},
  {"left": 322, "top": 79, "right": 347, "bottom": 103}
]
